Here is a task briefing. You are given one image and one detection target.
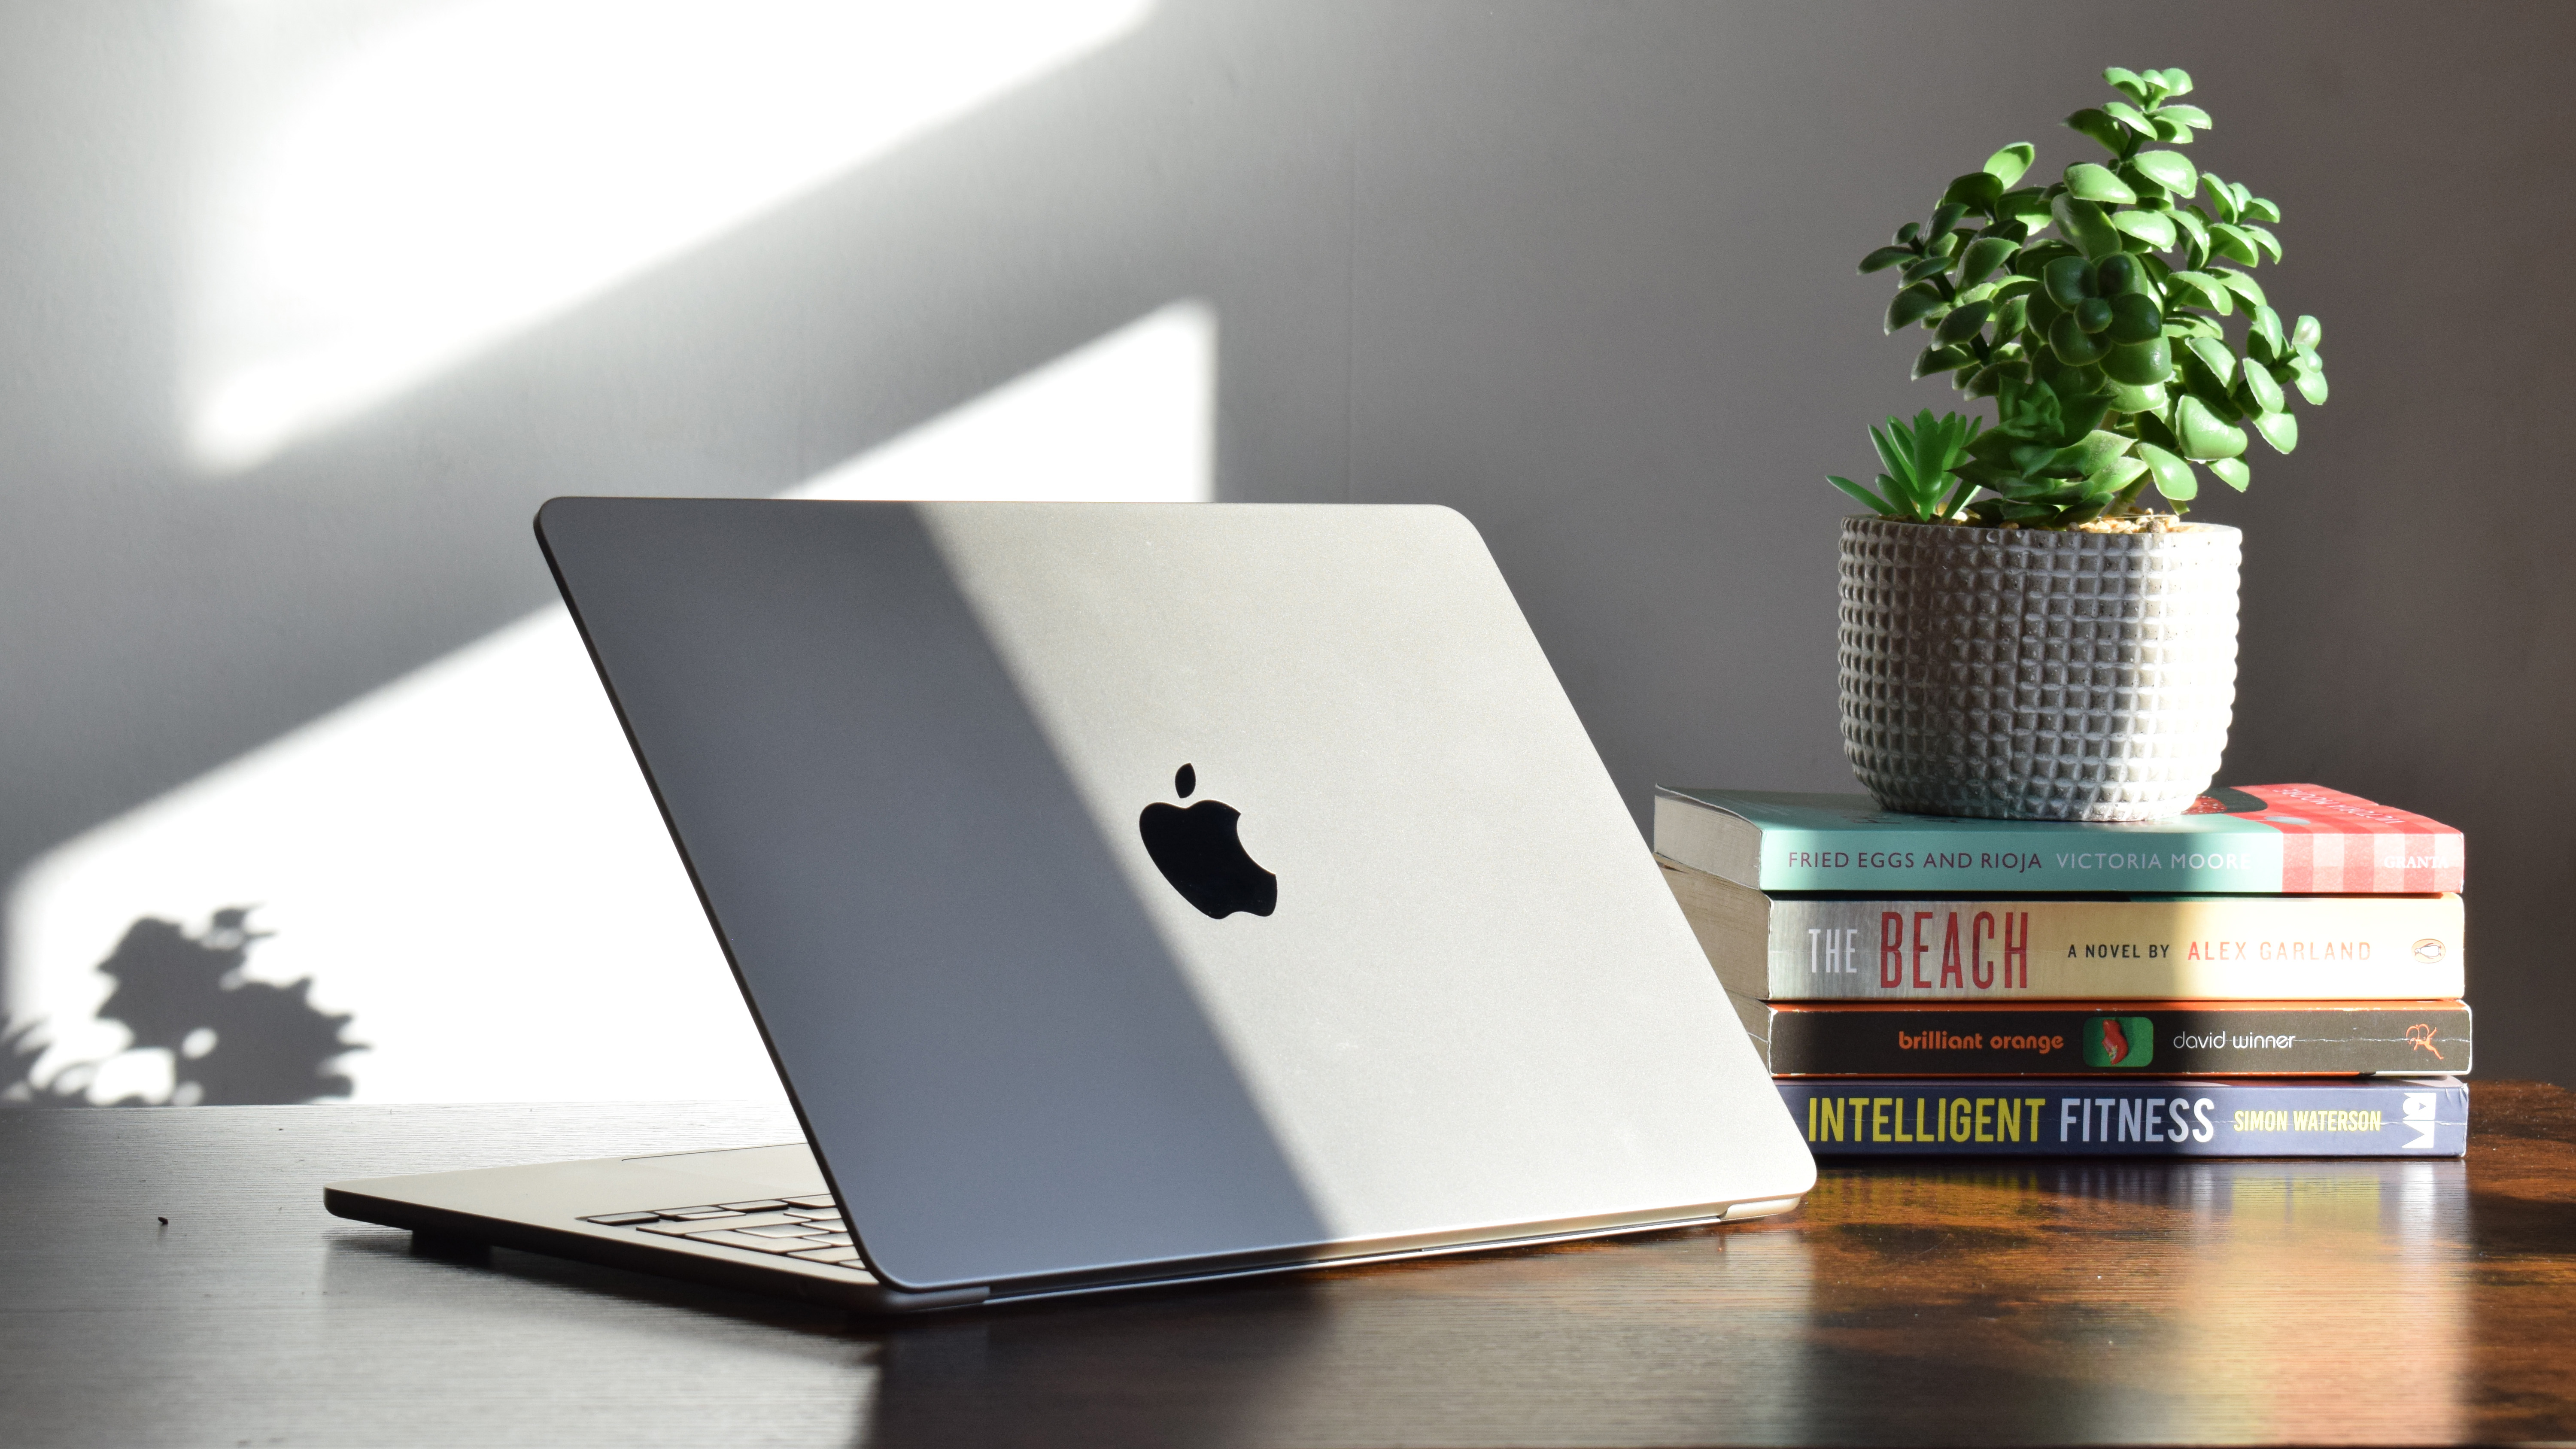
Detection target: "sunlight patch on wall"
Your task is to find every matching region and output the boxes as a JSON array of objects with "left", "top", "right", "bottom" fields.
[
  {"left": 9, "top": 302, "right": 1214, "bottom": 1103},
  {"left": 185, "top": 0, "right": 1151, "bottom": 473}
]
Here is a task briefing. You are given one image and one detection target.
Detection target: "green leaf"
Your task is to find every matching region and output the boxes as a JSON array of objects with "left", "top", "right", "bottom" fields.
[
  {"left": 2215, "top": 267, "right": 2267, "bottom": 308},
  {"left": 1934, "top": 301, "right": 1993, "bottom": 347},
  {"left": 2172, "top": 394, "right": 2249, "bottom": 459},
  {"left": 2208, "top": 224, "right": 2262, "bottom": 267},
  {"left": 2102, "top": 99, "right": 2155, "bottom": 134},
  {"left": 2043, "top": 255, "right": 2094, "bottom": 307},
  {"left": 1902, "top": 252, "right": 1956, "bottom": 284},
  {"left": 2094, "top": 252, "right": 2142, "bottom": 296},
  {"left": 2136, "top": 441, "right": 2196, "bottom": 500},
  {"left": 2247, "top": 306, "right": 2286, "bottom": 358},
  {"left": 2293, "top": 366, "right": 2329, "bottom": 406},
  {"left": 2182, "top": 336, "right": 2237, "bottom": 389},
  {"left": 2114, "top": 165, "right": 2170, "bottom": 204},
  {"left": 2151, "top": 115, "right": 2194, "bottom": 145},
  {"left": 2239, "top": 223, "right": 2283, "bottom": 262},
  {"left": 1984, "top": 143, "right": 2036, "bottom": 187},
  {"left": 2109, "top": 209, "right": 2178, "bottom": 249},
  {"left": 2065, "top": 108, "right": 2129, "bottom": 154},
  {"left": 2236, "top": 358, "right": 2286, "bottom": 415},
  {"left": 1869, "top": 421, "right": 1909, "bottom": 480},
  {"left": 2293, "top": 314, "right": 2324, "bottom": 349},
  {"left": 2163, "top": 313, "right": 2222, "bottom": 339},
  {"left": 2104, "top": 336, "right": 2172, "bottom": 386},
  {"left": 1929, "top": 202, "right": 1970, "bottom": 242},
  {"left": 1996, "top": 187, "right": 2054, "bottom": 228},
  {"left": 2198, "top": 175, "right": 2241, "bottom": 222},
  {"left": 1954, "top": 235, "right": 2018, "bottom": 289},
  {"left": 2049, "top": 311, "right": 2110, "bottom": 365},
  {"left": 2165, "top": 270, "right": 2235, "bottom": 315},
  {"left": 2047, "top": 428, "right": 2135, "bottom": 476},
  {"left": 2087, "top": 454, "right": 2152, "bottom": 494},
  {"left": 2127, "top": 149, "right": 2196, "bottom": 196},
  {"left": 1993, "top": 292, "right": 2031, "bottom": 340},
  {"left": 2052, "top": 194, "right": 2125, "bottom": 261},
  {"left": 1828, "top": 474, "right": 1898, "bottom": 515},
  {"left": 2065, "top": 162, "right": 2138, "bottom": 204},
  {"left": 2242, "top": 197, "right": 2282, "bottom": 223},
  {"left": 2134, "top": 410, "right": 2181, "bottom": 452},
  {"left": 2022, "top": 287, "right": 2062, "bottom": 337},
  {"left": 2251, "top": 408, "right": 2300, "bottom": 454},
  {"left": 1894, "top": 221, "right": 1921, "bottom": 246},
  {"left": 1942, "top": 171, "right": 2005, "bottom": 213},
  {"left": 2206, "top": 457, "right": 2251, "bottom": 491},
  {"left": 2154, "top": 102, "right": 2213, "bottom": 130},
  {"left": 2102, "top": 66, "right": 2149, "bottom": 100},
  {"left": 2168, "top": 206, "right": 2210, "bottom": 249},
  {"left": 1886, "top": 283, "right": 1944, "bottom": 334},
  {"left": 2154, "top": 67, "right": 2195, "bottom": 97},
  {"left": 1858, "top": 245, "right": 1915, "bottom": 274},
  {"left": 2057, "top": 387, "right": 2114, "bottom": 439},
  {"left": 2106, "top": 379, "right": 2169, "bottom": 413},
  {"left": 2105, "top": 292, "right": 2163, "bottom": 343},
  {"left": 1915, "top": 343, "right": 1975, "bottom": 379}
]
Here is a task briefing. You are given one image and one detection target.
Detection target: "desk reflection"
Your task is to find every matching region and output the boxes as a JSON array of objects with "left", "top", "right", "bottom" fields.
[
  {"left": 312, "top": 1152, "right": 2474, "bottom": 1447},
  {"left": 853, "top": 1158, "right": 2467, "bottom": 1448}
]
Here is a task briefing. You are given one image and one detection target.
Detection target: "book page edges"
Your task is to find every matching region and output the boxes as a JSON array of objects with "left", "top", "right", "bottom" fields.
[{"left": 1650, "top": 791, "right": 1761, "bottom": 887}]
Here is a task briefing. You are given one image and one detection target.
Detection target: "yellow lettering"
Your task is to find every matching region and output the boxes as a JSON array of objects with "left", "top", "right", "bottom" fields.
[
  {"left": 1872, "top": 1097, "right": 1893, "bottom": 1142},
  {"left": 1974, "top": 1097, "right": 1994, "bottom": 1142}
]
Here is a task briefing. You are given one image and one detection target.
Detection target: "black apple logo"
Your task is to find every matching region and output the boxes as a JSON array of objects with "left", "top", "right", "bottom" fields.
[{"left": 1138, "top": 763, "right": 1277, "bottom": 919}]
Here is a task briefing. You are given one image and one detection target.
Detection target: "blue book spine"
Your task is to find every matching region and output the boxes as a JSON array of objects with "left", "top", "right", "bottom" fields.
[{"left": 1776, "top": 1077, "right": 2467, "bottom": 1157}]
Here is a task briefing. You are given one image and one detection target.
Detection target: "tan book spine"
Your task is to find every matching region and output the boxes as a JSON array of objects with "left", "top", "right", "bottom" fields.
[{"left": 1656, "top": 857, "right": 2465, "bottom": 1002}]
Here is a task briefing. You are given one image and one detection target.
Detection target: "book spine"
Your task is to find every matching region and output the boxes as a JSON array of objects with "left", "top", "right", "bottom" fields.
[
  {"left": 2231, "top": 785, "right": 2467, "bottom": 894},
  {"left": 1760, "top": 1002, "right": 2471, "bottom": 1077},
  {"left": 1777, "top": 1077, "right": 2468, "bottom": 1156},
  {"left": 1752, "top": 821, "right": 2289, "bottom": 893},
  {"left": 1759, "top": 894, "right": 2463, "bottom": 1001}
]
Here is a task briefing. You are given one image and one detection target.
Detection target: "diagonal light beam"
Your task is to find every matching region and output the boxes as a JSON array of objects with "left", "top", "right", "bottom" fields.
[{"left": 186, "top": 0, "right": 1151, "bottom": 473}]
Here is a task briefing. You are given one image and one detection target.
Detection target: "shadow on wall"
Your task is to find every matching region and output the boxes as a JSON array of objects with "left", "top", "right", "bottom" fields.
[{"left": 2, "top": 910, "right": 362, "bottom": 1106}]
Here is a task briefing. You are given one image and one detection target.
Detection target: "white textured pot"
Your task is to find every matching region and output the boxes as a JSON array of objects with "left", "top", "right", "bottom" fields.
[{"left": 1838, "top": 516, "right": 2242, "bottom": 822}]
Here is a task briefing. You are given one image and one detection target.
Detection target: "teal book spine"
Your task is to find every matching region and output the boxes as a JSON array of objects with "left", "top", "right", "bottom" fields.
[
  {"left": 1777, "top": 1076, "right": 2468, "bottom": 1157},
  {"left": 1653, "top": 785, "right": 2464, "bottom": 895}
]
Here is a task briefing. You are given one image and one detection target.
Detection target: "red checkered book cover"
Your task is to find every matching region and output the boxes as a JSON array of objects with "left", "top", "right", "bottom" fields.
[{"left": 2187, "top": 784, "right": 2464, "bottom": 893}]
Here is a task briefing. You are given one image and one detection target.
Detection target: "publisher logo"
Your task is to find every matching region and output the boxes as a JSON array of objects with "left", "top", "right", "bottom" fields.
[
  {"left": 2412, "top": 938, "right": 2446, "bottom": 963},
  {"left": 2404, "top": 1023, "right": 2446, "bottom": 1060},
  {"left": 2403, "top": 1091, "right": 2439, "bottom": 1150},
  {"left": 2083, "top": 1015, "right": 2155, "bottom": 1068}
]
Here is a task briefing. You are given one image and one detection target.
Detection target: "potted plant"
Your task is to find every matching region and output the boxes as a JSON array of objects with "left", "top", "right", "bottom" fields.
[{"left": 1828, "top": 67, "right": 2328, "bottom": 822}]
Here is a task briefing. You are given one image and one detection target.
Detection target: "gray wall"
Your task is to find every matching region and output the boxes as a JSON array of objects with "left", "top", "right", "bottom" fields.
[{"left": 5, "top": 1, "right": 2569, "bottom": 1084}]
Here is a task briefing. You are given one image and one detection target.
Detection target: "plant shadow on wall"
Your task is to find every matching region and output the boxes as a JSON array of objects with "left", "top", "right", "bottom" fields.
[{"left": 2, "top": 909, "right": 363, "bottom": 1106}]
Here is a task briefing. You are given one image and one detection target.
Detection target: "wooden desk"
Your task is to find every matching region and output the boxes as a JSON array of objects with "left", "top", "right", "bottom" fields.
[{"left": 4, "top": 1086, "right": 2571, "bottom": 1446}]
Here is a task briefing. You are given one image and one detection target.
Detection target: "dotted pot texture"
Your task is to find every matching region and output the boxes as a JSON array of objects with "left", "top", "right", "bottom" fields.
[{"left": 1838, "top": 516, "right": 2241, "bottom": 822}]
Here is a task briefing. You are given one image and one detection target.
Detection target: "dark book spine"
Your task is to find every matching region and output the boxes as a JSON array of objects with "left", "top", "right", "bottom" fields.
[
  {"left": 1776, "top": 1076, "right": 2468, "bottom": 1157},
  {"left": 1762, "top": 1002, "right": 2470, "bottom": 1076}
]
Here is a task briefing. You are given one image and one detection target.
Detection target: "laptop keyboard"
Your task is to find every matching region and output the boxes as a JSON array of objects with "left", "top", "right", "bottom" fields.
[{"left": 580, "top": 1195, "right": 865, "bottom": 1270}]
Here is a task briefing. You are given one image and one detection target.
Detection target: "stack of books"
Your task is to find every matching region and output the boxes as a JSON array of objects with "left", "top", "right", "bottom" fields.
[{"left": 1652, "top": 784, "right": 2471, "bottom": 1157}]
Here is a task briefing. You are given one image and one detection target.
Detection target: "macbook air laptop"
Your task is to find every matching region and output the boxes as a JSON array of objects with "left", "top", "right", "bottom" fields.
[{"left": 325, "top": 499, "right": 1812, "bottom": 1311}]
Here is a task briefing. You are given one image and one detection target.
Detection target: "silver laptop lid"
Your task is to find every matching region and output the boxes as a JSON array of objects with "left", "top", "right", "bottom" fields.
[{"left": 536, "top": 499, "right": 1810, "bottom": 1293}]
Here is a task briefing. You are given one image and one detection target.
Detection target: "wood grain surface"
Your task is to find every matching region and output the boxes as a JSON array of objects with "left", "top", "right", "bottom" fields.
[{"left": 3, "top": 1085, "right": 2570, "bottom": 1447}]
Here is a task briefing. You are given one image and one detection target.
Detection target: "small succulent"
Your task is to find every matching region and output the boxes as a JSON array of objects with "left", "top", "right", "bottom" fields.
[
  {"left": 1834, "top": 67, "right": 2327, "bottom": 527},
  {"left": 1827, "top": 410, "right": 1983, "bottom": 522}
]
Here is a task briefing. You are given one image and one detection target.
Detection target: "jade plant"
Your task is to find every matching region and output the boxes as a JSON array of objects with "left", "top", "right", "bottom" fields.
[{"left": 1827, "top": 67, "right": 2327, "bottom": 527}]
